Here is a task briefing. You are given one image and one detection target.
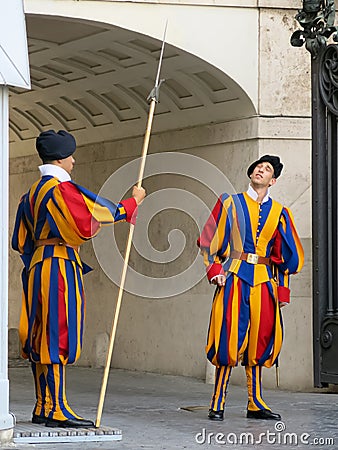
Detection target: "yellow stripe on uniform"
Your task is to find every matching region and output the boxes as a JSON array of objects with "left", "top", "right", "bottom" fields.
[
  {"left": 39, "top": 220, "right": 52, "bottom": 240},
  {"left": 228, "top": 277, "right": 240, "bottom": 366},
  {"left": 247, "top": 284, "right": 262, "bottom": 366},
  {"left": 73, "top": 261, "right": 84, "bottom": 362},
  {"left": 243, "top": 193, "right": 260, "bottom": 250},
  {"left": 211, "top": 289, "right": 224, "bottom": 361},
  {"left": 82, "top": 196, "right": 116, "bottom": 225},
  {"left": 18, "top": 220, "right": 28, "bottom": 253},
  {"left": 19, "top": 290, "right": 29, "bottom": 356},
  {"left": 59, "top": 259, "right": 69, "bottom": 365},
  {"left": 40, "top": 259, "right": 52, "bottom": 364},
  {"left": 33, "top": 179, "right": 59, "bottom": 231}
]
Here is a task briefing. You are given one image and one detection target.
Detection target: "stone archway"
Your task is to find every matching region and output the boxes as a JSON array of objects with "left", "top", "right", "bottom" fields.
[{"left": 10, "top": 13, "right": 256, "bottom": 158}]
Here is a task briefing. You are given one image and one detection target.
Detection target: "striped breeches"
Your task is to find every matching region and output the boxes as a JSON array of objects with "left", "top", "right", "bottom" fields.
[
  {"left": 20, "top": 257, "right": 85, "bottom": 365},
  {"left": 31, "top": 362, "right": 82, "bottom": 421},
  {"left": 210, "top": 365, "right": 270, "bottom": 412},
  {"left": 206, "top": 274, "right": 283, "bottom": 368}
]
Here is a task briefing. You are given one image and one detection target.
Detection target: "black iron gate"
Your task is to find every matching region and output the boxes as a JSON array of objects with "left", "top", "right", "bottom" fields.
[
  {"left": 313, "top": 45, "right": 338, "bottom": 386},
  {"left": 291, "top": 1, "right": 338, "bottom": 387}
]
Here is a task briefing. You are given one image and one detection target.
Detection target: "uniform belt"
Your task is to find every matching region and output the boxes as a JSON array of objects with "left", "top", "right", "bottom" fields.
[
  {"left": 230, "top": 250, "right": 270, "bottom": 265},
  {"left": 35, "top": 238, "right": 79, "bottom": 252}
]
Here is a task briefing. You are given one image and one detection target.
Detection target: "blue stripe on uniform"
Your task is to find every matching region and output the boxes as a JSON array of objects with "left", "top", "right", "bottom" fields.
[
  {"left": 66, "top": 261, "right": 77, "bottom": 364},
  {"left": 48, "top": 259, "right": 59, "bottom": 363}
]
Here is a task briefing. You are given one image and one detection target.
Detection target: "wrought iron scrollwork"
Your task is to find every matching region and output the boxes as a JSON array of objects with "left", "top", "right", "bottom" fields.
[
  {"left": 291, "top": 0, "right": 338, "bottom": 57},
  {"left": 321, "top": 329, "right": 333, "bottom": 349},
  {"left": 319, "top": 45, "right": 338, "bottom": 114},
  {"left": 320, "top": 317, "right": 338, "bottom": 349}
]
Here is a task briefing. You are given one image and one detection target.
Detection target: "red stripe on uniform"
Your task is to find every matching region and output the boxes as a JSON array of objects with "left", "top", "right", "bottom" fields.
[
  {"left": 58, "top": 182, "right": 99, "bottom": 237},
  {"left": 237, "top": 278, "right": 242, "bottom": 333},
  {"left": 197, "top": 197, "right": 222, "bottom": 248},
  {"left": 256, "top": 284, "right": 274, "bottom": 360},
  {"left": 58, "top": 270, "right": 68, "bottom": 357},
  {"left": 270, "top": 229, "right": 283, "bottom": 264}
]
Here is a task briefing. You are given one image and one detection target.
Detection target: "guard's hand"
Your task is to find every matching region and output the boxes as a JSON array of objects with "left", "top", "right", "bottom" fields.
[
  {"left": 279, "top": 302, "right": 288, "bottom": 308},
  {"left": 211, "top": 274, "right": 226, "bottom": 286},
  {"left": 132, "top": 185, "right": 146, "bottom": 205}
]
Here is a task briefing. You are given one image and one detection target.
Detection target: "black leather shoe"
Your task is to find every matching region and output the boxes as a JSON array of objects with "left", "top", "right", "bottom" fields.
[
  {"left": 208, "top": 409, "right": 224, "bottom": 421},
  {"left": 32, "top": 414, "right": 48, "bottom": 424},
  {"left": 247, "top": 409, "right": 281, "bottom": 420},
  {"left": 45, "top": 417, "right": 95, "bottom": 428}
]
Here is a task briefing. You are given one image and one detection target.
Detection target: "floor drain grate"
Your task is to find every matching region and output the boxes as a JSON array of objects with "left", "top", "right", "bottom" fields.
[{"left": 13, "top": 422, "right": 122, "bottom": 444}]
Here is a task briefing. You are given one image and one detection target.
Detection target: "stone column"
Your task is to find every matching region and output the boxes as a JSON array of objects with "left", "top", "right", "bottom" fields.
[{"left": 0, "top": 86, "right": 15, "bottom": 444}]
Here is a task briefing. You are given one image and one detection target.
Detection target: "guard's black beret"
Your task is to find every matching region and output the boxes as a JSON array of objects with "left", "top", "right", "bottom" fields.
[
  {"left": 36, "top": 130, "right": 76, "bottom": 161},
  {"left": 247, "top": 154, "right": 283, "bottom": 179}
]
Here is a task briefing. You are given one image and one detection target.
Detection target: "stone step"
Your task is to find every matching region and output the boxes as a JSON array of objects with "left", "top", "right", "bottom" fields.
[{"left": 13, "top": 422, "right": 122, "bottom": 444}]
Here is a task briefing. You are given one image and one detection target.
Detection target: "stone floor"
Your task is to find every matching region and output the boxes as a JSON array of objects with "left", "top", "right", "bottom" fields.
[{"left": 4, "top": 362, "right": 338, "bottom": 449}]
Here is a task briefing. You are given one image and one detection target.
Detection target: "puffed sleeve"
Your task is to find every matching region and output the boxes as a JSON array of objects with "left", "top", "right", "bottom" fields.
[
  {"left": 270, "top": 206, "right": 304, "bottom": 303},
  {"left": 12, "top": 194, "right": 35, "bottom": 259},
  {"left": 46, "top": 181, "right": 138, "bottom": 245},
  {"left": 197, "top": 193, "right": 232, "bottom": 282}
]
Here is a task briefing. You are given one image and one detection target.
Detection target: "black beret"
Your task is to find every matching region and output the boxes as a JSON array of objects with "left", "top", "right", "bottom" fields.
[
  {"left": 247, "top": 154, "right": 283, "bottom": 179},
  {"left": 36, "top": 130, "right": 76, "bottom": 161}
]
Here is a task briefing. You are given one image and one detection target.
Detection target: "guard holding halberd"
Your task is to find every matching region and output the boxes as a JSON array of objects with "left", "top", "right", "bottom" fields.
[{"left": 12, "top": 129, "right": 146, "bottom": 428}]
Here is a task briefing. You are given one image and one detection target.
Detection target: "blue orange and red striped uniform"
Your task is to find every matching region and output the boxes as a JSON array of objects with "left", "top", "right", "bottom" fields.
[
  {"left": 12, "top": 171, "right": 137, "bottom": 422},
  {"left": 198, "top": 190, "right": 304, "bottom": 413}
]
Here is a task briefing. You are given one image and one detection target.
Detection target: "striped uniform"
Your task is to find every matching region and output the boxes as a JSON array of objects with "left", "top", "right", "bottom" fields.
[
  {"left": 198, "top": 191, "right": 304, "bottom": 412},
  {"left": 12, "top": 174, "right": 137, "bottom": 421}
]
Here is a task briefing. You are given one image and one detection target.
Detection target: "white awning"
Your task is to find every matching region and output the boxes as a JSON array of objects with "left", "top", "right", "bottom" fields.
[{"left": 0, "top": 0, "right": 30, "bottom": 88}]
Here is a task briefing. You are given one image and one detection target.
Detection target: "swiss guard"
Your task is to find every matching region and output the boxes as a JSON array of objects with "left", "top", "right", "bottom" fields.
[
  {"left": 12, "top": 130, "right": 146, "bottom": 427},
  {"left": 197, "top": 155, "right": 304, "bottom": 421}
]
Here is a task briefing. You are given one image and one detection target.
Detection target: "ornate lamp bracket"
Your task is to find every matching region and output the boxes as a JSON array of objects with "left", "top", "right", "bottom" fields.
[{"left": 291, "top": 0, "right": 338, "bottom": 57}]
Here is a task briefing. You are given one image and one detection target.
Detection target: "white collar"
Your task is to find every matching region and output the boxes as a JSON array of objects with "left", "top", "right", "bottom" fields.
[
  {"left": 247, "top": 184, "right": 270, "bottom": 204},
  {"left": 39, "top": 164, "right": 71, "bottom": 182}
]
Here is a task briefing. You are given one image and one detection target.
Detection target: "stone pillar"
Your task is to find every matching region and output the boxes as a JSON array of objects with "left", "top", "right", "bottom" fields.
[
  {"left": 0, "top": 86, "right": 15, "bottom": 444},
  {"left": 205, "top": 360, "right": 215, "bottom": 385}
]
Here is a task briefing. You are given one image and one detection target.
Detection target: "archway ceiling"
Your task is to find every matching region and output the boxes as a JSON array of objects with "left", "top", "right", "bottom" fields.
[{"left": 9, "top": 15, "right": 255, "bottom": 158}]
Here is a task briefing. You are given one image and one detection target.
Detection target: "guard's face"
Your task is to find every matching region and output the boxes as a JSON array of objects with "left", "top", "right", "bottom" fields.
[
  {"left": 250, "top": 162, "right": 276, "bottom": 188},
  {"left": 59, "top": 155, "right": 75, "bottom": 175}
]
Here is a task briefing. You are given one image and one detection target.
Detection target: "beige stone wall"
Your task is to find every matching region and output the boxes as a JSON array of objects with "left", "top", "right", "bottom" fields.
[{"left": 259, "top": 9, "right": 311, "bottom": 117}]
